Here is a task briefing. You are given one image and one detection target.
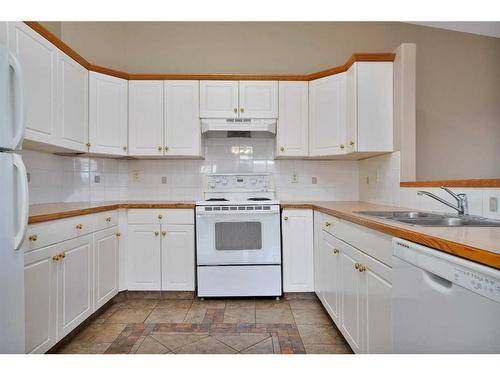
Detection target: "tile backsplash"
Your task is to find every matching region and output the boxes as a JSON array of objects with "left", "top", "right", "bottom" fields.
[{"left": 23, "top": 136, "right": 359, "bottom": 204}]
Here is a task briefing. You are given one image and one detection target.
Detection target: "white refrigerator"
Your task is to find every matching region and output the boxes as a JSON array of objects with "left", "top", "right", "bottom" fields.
[{"left": 0, "top": 43, "right": 28, "bottom": 353}]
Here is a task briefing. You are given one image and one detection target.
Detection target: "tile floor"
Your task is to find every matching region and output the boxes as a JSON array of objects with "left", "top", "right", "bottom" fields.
[{"left": 56, "top": 294, "right": 352, "bottom": 354}]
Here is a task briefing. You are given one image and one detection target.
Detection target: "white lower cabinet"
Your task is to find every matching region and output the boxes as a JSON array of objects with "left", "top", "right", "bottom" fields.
[
  {"left": 161, "top": 224, "right": 195, "bottom": 291},
  {"left": 94, "top": 227, "right": 120, "bottom": 310},
  {"left": 314, "top": 212, "right": 392, "bottom": 354},
  {"left": 281, "top": 209, "right": 314, "bottom": 292}
]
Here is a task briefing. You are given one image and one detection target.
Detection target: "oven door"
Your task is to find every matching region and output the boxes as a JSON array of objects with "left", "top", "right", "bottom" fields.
[{"left": 196, "top": 205, "right": 281, "bottom": 265}]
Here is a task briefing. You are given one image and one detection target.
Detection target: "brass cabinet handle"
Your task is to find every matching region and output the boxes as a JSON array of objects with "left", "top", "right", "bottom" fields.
[
  {"left": 164, "top": 146, "right": 169, "bottom": 152},
  {"left": 358, "top": 264, "right": 367, "bottom": 273},
  {"left": 28, "top": 234, "right": 38, "bottom": 241},
  {"left": 161, "top": 231, "right": 167, "bottom": 236},
  {"left": 75, "top": 224, "right": 83, "bottom": 230},
  {"left": 123, "top": 145, "right": 127, "bottom": 151},
  {"left": 240, "top": 108, "right": 244, "bottom": 113},
  {"left": 158, "top": 146, "right": 163, "bottom": 152},
  {"left": 333, "top": 249, "right": 340, "bottom": 254},
  {"left": 349, "top": 141, "right": 355, "bottom": 146},
  {"left": 340, "top": 144, "right": 345, "bottom": 150},
  {"left": 354, "top": 263, "right": 360, "bottom": 270},
  {"left": 105, "top": 217, "right": 112, "bottom": 223},
  {"left": 283, "top": 216, "right": 288, "bottom": 221},
  {"left": 52, "top": 254, "right": 60, "bottom": 261},
  {"left": 280, "top": 146, "right": 285, "bottom": 152},
  {"left": 325, "top": 222, "right": 332, "bottom": 227},
  {"left": 154, "top": 231, "right": 159, "bottom": 236},
  {"left": 116, "top": 232, "right": 121, "bottom": 237},
  {"left": 59, "top": 252, "right": 66, "bottom": 259},
  {"left": 233, "top": 108, "right": 238, "bottom": 113},
  {"left": 158, "top": 214, "right": 163, "bottom": 219},
  {"left": 86, "top": 142, "right": 91, "bottom": 148}
]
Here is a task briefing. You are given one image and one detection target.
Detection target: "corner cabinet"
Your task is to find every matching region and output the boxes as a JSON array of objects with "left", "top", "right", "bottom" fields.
[
  {"left": 281, "top": 209, "right": 314, "bottom": 292},
  {"left": 276, "top": 81, "right": 309, "bottom": 157},
  {"left": 89, "top": 71, "right": 128, "bottom": 156},
  {"left": 309, "top": 73, "right": 347, "bottom": 156}
]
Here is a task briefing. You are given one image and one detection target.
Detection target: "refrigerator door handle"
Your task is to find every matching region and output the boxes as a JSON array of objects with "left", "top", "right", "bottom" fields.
[
  {"left": 12, "top": 154, "right": 28, "bottom": 250},
  {"left": 8, "top": 51, "right": 25, "bottom": 150}
]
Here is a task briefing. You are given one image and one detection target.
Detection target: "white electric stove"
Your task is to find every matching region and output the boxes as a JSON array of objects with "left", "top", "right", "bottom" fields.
[{"left": 195, "top": 173, "right": 282, "bottom": 297}]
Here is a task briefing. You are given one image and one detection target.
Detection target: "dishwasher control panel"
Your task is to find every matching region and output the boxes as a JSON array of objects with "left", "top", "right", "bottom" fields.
[{"left": 453, "top": 267, "right": 500, "bottom": 303}]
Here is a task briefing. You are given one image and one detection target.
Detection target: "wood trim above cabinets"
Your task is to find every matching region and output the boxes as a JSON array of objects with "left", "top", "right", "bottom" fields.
[
  {"left": 23, "top": 21, "right": 395, "bottom": 81},
  {"left": 400, "top": 179, "right": 500, "bottom": 188}
]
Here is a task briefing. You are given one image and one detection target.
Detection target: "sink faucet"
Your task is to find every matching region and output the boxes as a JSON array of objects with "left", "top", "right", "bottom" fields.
[{"left": 416, "top": 187, "right": 469, "bottom": 215}]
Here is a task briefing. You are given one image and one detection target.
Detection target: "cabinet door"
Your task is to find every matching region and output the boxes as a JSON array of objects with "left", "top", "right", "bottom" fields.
[
  {"left": 277, "top": 81, "right": 308, "bottom": 157},
  {"left": 128, "top": 80, "right": 164, "bottom": 156},
  {"left": 24, "top": 245, "right": 58, "bottom": 354},
  {"left": 57, "top": 52, "right": 88, "bottom": 152},
  {"left": 9, "top": 22, "right": 57, "bottom": 144},
  {"left": 161, "top": 224, "right": 195, "bottom": 291},
  {"left": 164, "top": 80, "right": 201, "bottom": 156},
  {"left": 57, "top": 235, "right": 93, "bottom": 340},
  {"left": 309, "top": 73, "right": 347, "bottom": 156},
  {"left": 89, "top": 71, "right": 128, "bottom": 155},
  {"left": 94, "top": 228, "right": 119, "bottom": 310},
  {"left": 128, "top": 224, "right": 161, "bottom": 290},
  {"left": 281, "top": 209, "right": 314, "bottom": 292},
  {"left": 339, "top": 242, "right": 362, "bottom": 353},
  {"left": 239, "top": 81, "right": 278, "bottom": 118},
  {"left": 200, "top": 80, "right": 239, "bottom": 118},
  {"left": 321, "top": 232, "right": 341, "bottom": 324}
]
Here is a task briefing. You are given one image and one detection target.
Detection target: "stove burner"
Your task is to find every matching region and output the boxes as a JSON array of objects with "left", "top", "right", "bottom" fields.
[
  {"left": 248, "top": 197, "right": 271, "bottom": 201},
  {"left": 206, "top": 198, "right": 228, "bottom": 202}
]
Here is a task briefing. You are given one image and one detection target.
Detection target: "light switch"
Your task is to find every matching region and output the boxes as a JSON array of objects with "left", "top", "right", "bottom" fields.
[
  {"left": 312, "top": 177, "right": 317, "bottom": 184},
  {"left": 489, "top": 197, "right": 498, "bottom": 212},
  {"left": 94, "top": 175, "right": 100, "bottom": 183},
  {"left": 161, "top": 176, "right": 167, "bottom": 184},
  {"left": 291, "top": 173, "right": 299, "bottom": 183}
]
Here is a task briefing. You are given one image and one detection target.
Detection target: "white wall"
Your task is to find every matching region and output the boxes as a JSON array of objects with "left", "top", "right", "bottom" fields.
[
  {"left": 359, "top": 151, "right": 500, "bottom": 220},
  {"left": 23, "top": 136, "right": 359, "bottom": 204}
]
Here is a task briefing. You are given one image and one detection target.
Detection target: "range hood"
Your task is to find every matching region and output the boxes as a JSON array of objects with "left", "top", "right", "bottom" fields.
[{"left": 201, "top": 118, "right": 277, "bottom": 135}]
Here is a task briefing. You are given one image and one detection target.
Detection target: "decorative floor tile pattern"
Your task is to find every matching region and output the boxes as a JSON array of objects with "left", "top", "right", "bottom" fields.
[{"left": 55, "top": 295, "right": 353, "bottom": 354}]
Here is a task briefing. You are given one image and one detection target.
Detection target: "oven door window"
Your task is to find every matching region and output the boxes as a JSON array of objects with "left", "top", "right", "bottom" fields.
[{"left": 215, "top": 222, "right": 262, "bottom": 250}]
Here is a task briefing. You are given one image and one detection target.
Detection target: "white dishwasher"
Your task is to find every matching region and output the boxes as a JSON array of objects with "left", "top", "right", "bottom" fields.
[{"left": 392, "top": 238, "right": 500, "bottom": 353}]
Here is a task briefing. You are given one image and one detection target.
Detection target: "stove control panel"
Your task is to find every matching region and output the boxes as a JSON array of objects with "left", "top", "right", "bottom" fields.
[{"left": 204, "top": 174, "right": 274, "bottom": 192}]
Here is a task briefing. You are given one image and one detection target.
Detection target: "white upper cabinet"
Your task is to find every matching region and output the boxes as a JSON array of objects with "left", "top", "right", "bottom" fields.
[
  {"left": 9, "top": 22, "right": 58, "bottom": 145},
  {"left": 277, "top": 81, "right": 309, "bottom": 157},
  {"left": 89, "top": 71, "right": 128, "bottom": 155},
  {"left": 128, "top": 80, "right": 164, "bottom": 156},
  {"left": 346, "top": 62, "right": 393, "bottom": 153},
  {"left": 309, "top": 73, "right": 347, "bottom": 156},
  {"left": 0, "top": 22, "right": 8, "bottom": 46},
  {"left": 164, "top": 80, "right": 201, "bottom": 156},
  {"left": 239, "top": 81, "right": 278, "bottom": 118},
  {"left": 200, "top": 80, "right": 239, "bottom": 118},
  {"left": 57, "top": 52, "right": 88, "bottom": 152}
]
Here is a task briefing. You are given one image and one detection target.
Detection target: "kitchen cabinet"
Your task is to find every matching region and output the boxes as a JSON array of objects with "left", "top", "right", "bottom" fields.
[
  {"left": 161, "top": 224, "right": 195, "bottom": 291},
  {"left": 9, "top": 22, "right": 58, "bottom": 145},
  {"left": 127, "top": 224, "right": 161, "bottom": 291},
  {"left": 89, "top": 71, "right": 128, "bottom": 155},
  {"left": 309, "top": 73, "right": 347, "bottom": 156},
  {"left": 200, "top": 80, "right": 277, "bottom": 118},
  {"left": 128, "top": 80, "right": 164, "bottom": 156},
  {"left": 94, "top": 227, "right": 120, "bottom": 310},
  {"left": 57, "top": 51, "right": 88, "bottom": 152},
  {"left": 346, "top": 62, "right": 393, "bottom": 153},
  {"left": 319, "top": 231, "right": 341, "bottom": 323},
  {"left": 0, "top": 22, "right": 8, "bottom": 47},
  {"left": 200, "top": 80, "right": 239, "bottom": 118},
  {"left": 277, "top": 81, "right": 309, "bottom": 157},
  {"left": 164, "top": 80, "right": 201, "bottom": 156},
  {"left": 281, "top": 209, "right": 314, "bottom": 292}
]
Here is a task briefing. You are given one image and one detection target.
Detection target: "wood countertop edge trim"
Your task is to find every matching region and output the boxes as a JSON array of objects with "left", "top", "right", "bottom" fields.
[
  {"left": 23, "top": 22, "right": 394, "bottom": 81},
  {"left": 400, "top": 178, "right": 500, "bottom": 188}
]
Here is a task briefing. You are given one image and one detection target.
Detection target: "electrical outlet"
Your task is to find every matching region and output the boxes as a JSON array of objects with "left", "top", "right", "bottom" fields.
[
  {"left": 312, "top": 177, "right": 317, "bottom": 184},
  {"left": 291, "top": 173, "right": 299, "bottom": 183},
  {"left": 161, "top": 176, "right": 167, "bottom": 184},
  {"left": 366, "top": 176, "right": 370, "bottom": 185},
  {"left": 489, "top": 197, "right": 498, "bottom": 212},
  {"left": 132, "top": 170, "right": 140, "bottom": 182},
  {"left": 94, "top": 175, "right": 100, "bottom": 183}
]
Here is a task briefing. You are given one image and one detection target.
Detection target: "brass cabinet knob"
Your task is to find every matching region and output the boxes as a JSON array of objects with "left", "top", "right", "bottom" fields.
[
  {"left": 105, "top": 217, "right": 112, "bottom": 223},
  {"left": 349, "top": 141, "right": 355, "bottom": 146},
  {"left": 280, "top": 146, "right": 285, "bottom": 152},
  {"left": 75, "top": 224, "right": 83, "bottom": 230},
  {"left": 164, "top": 146, "right": 169, "bottom": 152},
  {"left": 154, "top": 231, "right": 159, "bottom": 236},
  {"left": 158, "top": 146, "right": 163, "bottom": 152},
  {"left": 59, "top": 252, "right": 66, "bottom": 259},
  {"left": 325, "top": 222, "right": 332, "bottom": 227},
  {"left": 340, "top": 144, "right": 345, "bottom": 149},
  {"left": 123, "top": 146, "right": 127, "bottom": 151},
  {"left": 354, "top": 263, "right": 360, "bottom": 270},
  {"left": 116, "top": 232, "right": 121, "bottom": 237},
  {"left": 161, "top": 231, "right": 167, "bottom": 236},
  {"left": 283, "top": 216, "right": 288, "bottom": 221},
  {"left": 52, "top": 254, "right": 60, "bottom": 261},
  {"left": 86, "top": 143, "right": 91, "bottom": 148},
  {"left": 158, "top": 214, "right": 163, "bottom": 219},
  {"left": 240, "top": 108, "right": 244, "bottom": 113},
  {"left": 233, "top": 108, "right": 238, "bottom": 113},
  {"left": 333, "top": 249, "right": 340, "bottom": 254},
  {"left": 28, "top": 234, "right": 38, "bottom": 241},
  {"left": 358, "top": 264, "right": 367, "bottom": 273}
]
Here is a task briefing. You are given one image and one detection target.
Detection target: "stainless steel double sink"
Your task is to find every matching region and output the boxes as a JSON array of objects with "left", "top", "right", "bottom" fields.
[{"left": 354, "top": 211, "right": 500, "bottom": 227}]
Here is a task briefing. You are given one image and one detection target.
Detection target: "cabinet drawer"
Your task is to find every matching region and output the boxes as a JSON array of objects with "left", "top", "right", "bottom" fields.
[
  {"left": 22, "top": 214, "right": 94, "bottom": 252},
  {"left": 321, "top": 213, "right": 392, "bottom": 267},
  {"left": 92, "top": 210, "right": 118, "bottom": 231},
  {"left": 127, "top": 209, "right": 194, "bottom": 225}
]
